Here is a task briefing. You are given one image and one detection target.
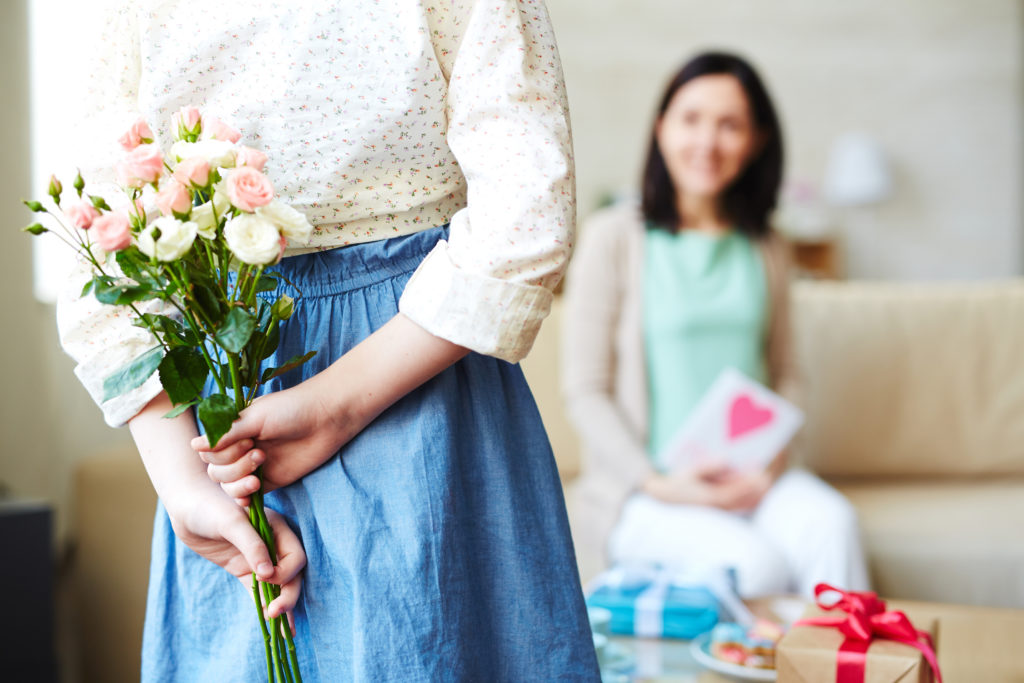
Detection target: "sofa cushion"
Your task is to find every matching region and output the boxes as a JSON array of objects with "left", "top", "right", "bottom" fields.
[
  {"left": 793, "top": 281, "right": 1024, "bottom": 478},
  {"left": 73, "top": 450, "right": 156, "bottom": 683},
  {"left": 834, "top": 478, "right": 1024, "bottom": 607}
]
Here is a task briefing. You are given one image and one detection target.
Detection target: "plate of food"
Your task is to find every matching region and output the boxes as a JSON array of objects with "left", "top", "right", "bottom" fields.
[{"left": 690, "top": 619, "right": 785, "bottom": 682}]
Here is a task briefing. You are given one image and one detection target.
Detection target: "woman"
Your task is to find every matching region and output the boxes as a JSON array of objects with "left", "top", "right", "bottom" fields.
[
  {"left": 562, "top": 52, "right": 869, "bottom": 598},
  {"left": 58, "top": 1, "right": 599, "bottom": 680}
]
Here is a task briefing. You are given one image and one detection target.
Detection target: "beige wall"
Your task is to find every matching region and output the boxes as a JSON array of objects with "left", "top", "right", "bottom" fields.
[
  {"left": 0, "top": 0, "right": 52, "bottom": 508},
  {"left": 0, "top": 0, "right": 132, "bottom": 543},
  {"left": 548, "top": 0, "right": 1023, "bottom": 280}
]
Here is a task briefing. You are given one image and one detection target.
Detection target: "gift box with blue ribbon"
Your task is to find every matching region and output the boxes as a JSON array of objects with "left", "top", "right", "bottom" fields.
[{"left": 585, "top": 565, "right": 737, "bottom": 639}]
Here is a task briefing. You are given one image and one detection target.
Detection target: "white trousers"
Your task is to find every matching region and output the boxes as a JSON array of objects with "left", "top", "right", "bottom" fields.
[{"left": 607, "top": 469, "right": 871, "bottom": 599}]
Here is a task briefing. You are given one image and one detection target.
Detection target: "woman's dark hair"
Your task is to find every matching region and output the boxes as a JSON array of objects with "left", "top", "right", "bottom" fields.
[{"left": 641, "top": 51, "right": 783, "bottom": 238}]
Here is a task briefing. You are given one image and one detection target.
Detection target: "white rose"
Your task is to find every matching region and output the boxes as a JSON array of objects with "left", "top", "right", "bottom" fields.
[
  {"left": 224, "top": 213, "right": 281, "bottom": 265},
  {"left": 212, "top": 179, "right": 233, "bottom": 215},
  {"left": 138, "top": 216, "right": 198, "bottom": 261},
  {"left": 191, "top": 201, "right": 218, "bottom": 239},
  {"left": 170, "top": 139, "right": 237, "bottom": 169},
  {"left": 256, "top": 199, "right": 313, "bottom": 244}
]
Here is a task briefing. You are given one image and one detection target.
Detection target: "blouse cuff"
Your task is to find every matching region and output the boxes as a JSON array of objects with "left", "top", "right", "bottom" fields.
[
  {"left": 398, "top": 240, "right": 553, "bottom": 363},
  {"left": 85, "top": 369, "right": 165, "bottom": 429}
]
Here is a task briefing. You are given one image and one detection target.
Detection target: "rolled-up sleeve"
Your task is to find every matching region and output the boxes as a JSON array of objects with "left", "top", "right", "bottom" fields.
[{"left": 399, "top": 0, "right": 574, "bottom": 363}]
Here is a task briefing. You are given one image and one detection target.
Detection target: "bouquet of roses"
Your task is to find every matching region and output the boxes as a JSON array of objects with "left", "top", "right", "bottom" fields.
[{"left": 24, "top": 106, "right": 312, "bottom": 683}]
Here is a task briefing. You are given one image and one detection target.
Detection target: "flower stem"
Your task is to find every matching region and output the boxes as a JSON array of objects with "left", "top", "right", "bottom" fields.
[
  {"left": 284, "top": 624, "right": 303, "bottom": 683},
  {"left": 252, "top": 567, "right": 274, "bottom": 682}
]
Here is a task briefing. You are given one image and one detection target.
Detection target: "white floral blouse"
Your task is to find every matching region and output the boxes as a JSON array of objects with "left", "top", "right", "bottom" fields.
[{"left": 56, "top": 0, "right": 574, "bottom": 427}]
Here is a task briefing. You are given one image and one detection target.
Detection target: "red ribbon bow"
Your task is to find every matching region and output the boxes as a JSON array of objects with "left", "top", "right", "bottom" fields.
[{"left": 793, "top": 583, "right": 942, "bottom": 683}]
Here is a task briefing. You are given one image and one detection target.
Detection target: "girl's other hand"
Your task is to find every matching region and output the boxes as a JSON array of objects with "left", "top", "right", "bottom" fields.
[
  {"left": 168, "top": 489, "right": 306, "bottom": 620},
  {"left": 193, "top": 313, "right": 469, "bottom": 499},
  {"left": 194, "top": 381, "right": 353, "bottom": 498}
]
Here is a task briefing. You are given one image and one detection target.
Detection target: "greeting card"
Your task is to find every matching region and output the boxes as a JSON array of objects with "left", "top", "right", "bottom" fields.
[{"left": 660, "top": 368, "right": 804, "bottom": 472}]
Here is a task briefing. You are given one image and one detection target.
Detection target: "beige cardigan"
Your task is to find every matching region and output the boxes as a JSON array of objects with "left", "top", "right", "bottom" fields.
[{"left": 560, "top": 202, "right": 797, "bottom": 572}]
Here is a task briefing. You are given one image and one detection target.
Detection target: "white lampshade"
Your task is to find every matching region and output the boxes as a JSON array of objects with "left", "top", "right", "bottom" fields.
[{"left": 823, "top": 132, "right": 893, "bottom": 206}]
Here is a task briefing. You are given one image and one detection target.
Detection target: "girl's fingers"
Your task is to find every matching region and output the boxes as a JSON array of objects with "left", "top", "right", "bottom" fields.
[
  {"left": 220, "top": 476, "right": 262, "bottom": 500},
  {"left": 197, "top": 438, "right": 255, "bottom": 466},
  {"left": 266, "top": 510, "right": 307, "bottom": 585},
  {"left": 206, "top": 447, "right": 264, "bottom": 482},
  {"left": 267, "top": 579, "right": 302, "bottom": 620},
  {"left": 190, "top": 403, "right": 264, "bottom": 452},
  {"left": 218, "top": 512, "right": 274, "bottom": 581},
  {"left": 264, "top": 510, "right": 306, "bottom": 619}
]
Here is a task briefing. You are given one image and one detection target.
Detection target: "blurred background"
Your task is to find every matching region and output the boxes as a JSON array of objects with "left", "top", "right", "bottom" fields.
[{"left": 0, "top": 0, "right": 1021, "bottom": 680}]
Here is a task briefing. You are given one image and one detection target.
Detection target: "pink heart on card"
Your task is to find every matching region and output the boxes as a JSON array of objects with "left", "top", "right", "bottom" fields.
[{"left": 728, "top": 394, "right": 774, "bottom": 440}]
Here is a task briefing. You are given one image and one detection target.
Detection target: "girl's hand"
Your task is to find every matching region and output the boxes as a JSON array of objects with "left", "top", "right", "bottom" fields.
[
  {"left": 126, "top": 392, "right": 305, "bottom": 621},
  {"left": 193, "top": 313, "right": 468, "bottom": 500},
  {"left": 194, "top": 381, "right": 353, "bottom": 498},
  {"left": 169, "top": 491, "right": 306, "bottom": 620}
]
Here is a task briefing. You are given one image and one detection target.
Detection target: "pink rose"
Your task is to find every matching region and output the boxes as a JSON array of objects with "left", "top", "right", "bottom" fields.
[
  {"left": 173, "top": 106, "right": 202, "bottom": 136},
  {"left": 173, "top": 157, "right": 211, "bottom": 188},
  {"left": 204, "top": 116, "right": 242, "bottom": 143},
  {"left": 91, "top": 212, "right": 132, "bottom": 251},
  {"left": 64, "top": 200, "right": 101, "bottom": 230},
  {"left": 276, "top": 232, "right": 287, "bottom": 264},
  {"left": 226, "top": 167, "right": 274, "bottom": 212},
  {"left": 118, "top": 117, "right": 155, "bottom": 151},
  {"left": 156, "top": 180, "right": 193, "bottom": 217},
  {"left": 235, "top": 146, "right": 268, "bottom": 172},
  {"left": 116, "top": 143, "right": 164, "bottom": 188}
]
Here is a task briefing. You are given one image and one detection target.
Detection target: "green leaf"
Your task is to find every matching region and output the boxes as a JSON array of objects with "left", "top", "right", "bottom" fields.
[
  {"left": 254, "top": 275, "right": 278, "bottom": 293},
  {"left": 84, "top": 275, "right": 114, "bottom": 298},
  {"left": 215, "top": 307, "right": 256, "bottom": 354},
  {"left": 255, "top": 299, "right": 273, "bottom": 328},
  {"left": 258, "top": 324, "right": 281, "bottom": 361},
  {"left": 94, "top": 280, "right": 156, "bottom": 306},
  {"left": 134, "top": 312, "right": 179, "bottom": 336},
  {"left": 115, "top": 250, "right": 160, "bottom": 288},
  {"left": 158, "top": 346, "right": 209, "bottom": 404},
  {"left": 132, "top": 313, "right": 200, "bottom": 346},
  {"left": 192, "top": 282, "right": 225, "bottom": 326},
  {"left": 260, "top": 351, "right": 317, "bottom": 384},
  {"left": 197, "top": 394, "right": 239, "bottom": 448},
  {"left": 163, "top": 400, "right": 199, "bottom": 419},
  {"left": 102, "top": 346, "right": 163, "bottom": 402}
]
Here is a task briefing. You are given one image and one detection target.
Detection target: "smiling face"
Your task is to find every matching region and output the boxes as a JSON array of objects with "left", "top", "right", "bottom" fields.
[{"left": 656, "top": 73, "right": 761, "bottom": 206}]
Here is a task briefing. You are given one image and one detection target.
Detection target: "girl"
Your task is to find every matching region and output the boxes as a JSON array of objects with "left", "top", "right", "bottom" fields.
[{"left": 59, "top": 1, "right": 600, "bottom": 680}]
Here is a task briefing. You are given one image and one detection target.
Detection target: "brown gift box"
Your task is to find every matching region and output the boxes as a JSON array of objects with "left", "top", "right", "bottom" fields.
[{"left": 777, "top": 605, "right": 938, "bottom": 683}]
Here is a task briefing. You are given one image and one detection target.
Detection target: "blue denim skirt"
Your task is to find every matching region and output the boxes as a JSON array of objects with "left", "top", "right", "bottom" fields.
[{"left": 140, "top": 226, "right": 600, "bottom": 681}]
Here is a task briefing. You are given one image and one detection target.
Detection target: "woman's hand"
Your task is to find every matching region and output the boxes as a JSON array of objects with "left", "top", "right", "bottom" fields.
[
  {"left": 193, "top": 313, "right": 469, "bottom": 500},
  {"left": 643, "top": 462, "right": 773, "bottom": 511}
]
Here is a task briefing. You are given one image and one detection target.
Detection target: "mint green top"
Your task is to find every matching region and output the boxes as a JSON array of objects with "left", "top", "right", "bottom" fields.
[{"left": 643, "top": 227, "right": 768, "bottom": 466}]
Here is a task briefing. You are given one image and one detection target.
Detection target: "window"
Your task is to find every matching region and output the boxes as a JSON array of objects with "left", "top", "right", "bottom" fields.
[{"left": 30, "top": 0, "right": 107, "bottom": 302}]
